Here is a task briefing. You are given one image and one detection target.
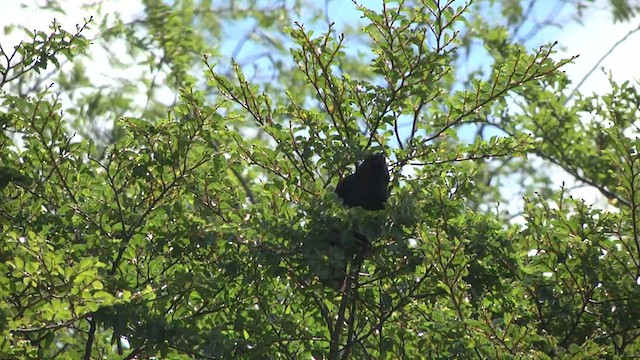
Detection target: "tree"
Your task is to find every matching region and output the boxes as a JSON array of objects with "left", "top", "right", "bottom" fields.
[{"left": 2, "top": 0, "right": 640, "bottom": 358}]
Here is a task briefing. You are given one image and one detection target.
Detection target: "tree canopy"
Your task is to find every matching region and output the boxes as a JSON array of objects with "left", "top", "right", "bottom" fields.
[{"left": 2, "top": 0, "right": 640, "bottom": 358}]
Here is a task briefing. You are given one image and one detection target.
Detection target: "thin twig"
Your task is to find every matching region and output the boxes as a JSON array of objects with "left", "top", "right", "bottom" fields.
[{"left": 567, "top": 23, "right": 640, "bottom": 103}]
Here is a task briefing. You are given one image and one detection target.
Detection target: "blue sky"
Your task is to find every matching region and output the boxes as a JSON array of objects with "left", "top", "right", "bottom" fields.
[
  {"left": 4, "top": 0, "right": 635, "bottom": 94},
  {"left": 2, "top": 0, "right": 639, "bottom": 209}
]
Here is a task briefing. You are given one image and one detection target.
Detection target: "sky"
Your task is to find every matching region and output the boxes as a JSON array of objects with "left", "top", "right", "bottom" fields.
[
  {"left": 3, "top": 0, "right": 637, "bottom": 91},
  {"left": 2, "top": 0, "right": 639, "bottom": 210},
  {"left": 5, "top": 0, "right": 637, "bottom": 92}
]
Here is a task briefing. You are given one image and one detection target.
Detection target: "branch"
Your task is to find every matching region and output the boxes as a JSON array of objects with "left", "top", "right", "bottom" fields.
[{"left": 567, "top": 23, "right": 640, "bottom": 103}]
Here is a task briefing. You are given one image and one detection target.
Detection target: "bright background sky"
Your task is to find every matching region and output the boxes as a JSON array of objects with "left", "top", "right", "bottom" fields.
[
  {"left": 4, "top": 1, "right": 637, "bottom": 93},
  {"left": 2, "top": 0, "right": 639, "bottom": 211}
]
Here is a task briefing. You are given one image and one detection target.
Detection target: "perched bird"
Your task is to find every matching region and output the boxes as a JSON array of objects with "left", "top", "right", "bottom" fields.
[
  {"left": 330, "top": 153, "right": 390, "bottom": 290},
  {"left": 335, "top": 153, "right": 390, "bottom": 210}
]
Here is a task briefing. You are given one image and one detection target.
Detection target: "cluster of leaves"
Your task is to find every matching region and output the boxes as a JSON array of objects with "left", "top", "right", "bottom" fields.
[{"left": 2, "top": 0, "right": 640, "bottom": 359}]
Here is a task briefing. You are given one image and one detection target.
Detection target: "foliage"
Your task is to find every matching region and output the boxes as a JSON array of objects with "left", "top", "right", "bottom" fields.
[{"left": 2, "top": 0, "right": 640, "bottom": 359}]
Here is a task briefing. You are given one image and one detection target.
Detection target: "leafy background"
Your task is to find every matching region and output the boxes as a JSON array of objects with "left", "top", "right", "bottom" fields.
[{"left": 2, "top": 0, "right": 640, "bottom": 358}]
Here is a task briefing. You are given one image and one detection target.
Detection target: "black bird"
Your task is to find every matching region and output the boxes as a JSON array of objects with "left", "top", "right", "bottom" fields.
[
  {"left": 335, "top": 153, "right": 390, "bottom": 210},
  {"left": 330, "top": 153, "right": 390, "bottom": 290}
]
